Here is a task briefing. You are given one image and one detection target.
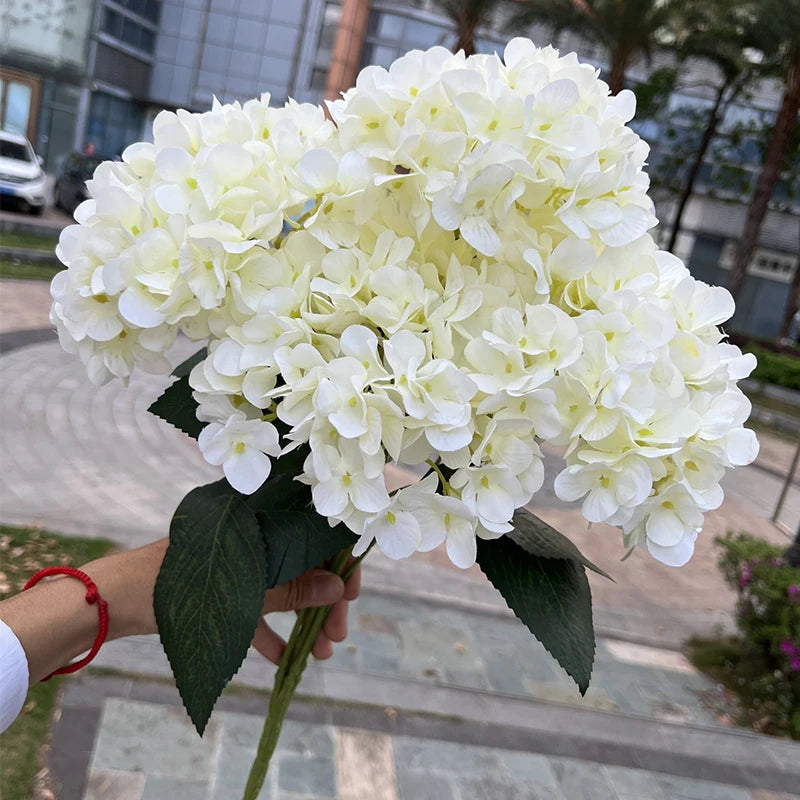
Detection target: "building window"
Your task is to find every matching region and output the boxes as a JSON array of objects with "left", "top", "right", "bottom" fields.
[
  {"left": 0, "top": 70, "right": 41, "bottom": 143},
  {"left": 305, "top": 1, "right": 342, "bottom": 96},
  {"left": 116, "top": 0, "right": 160, "bottom": 22},
  {"left": 87, "top": 91, "right": 144, "bottom": 157},
  {"left": 359, "top": 6, "right": 499, "bottom": 72},
  {"left": 100, "top": 1, "right": 160, "bottom": 54}
]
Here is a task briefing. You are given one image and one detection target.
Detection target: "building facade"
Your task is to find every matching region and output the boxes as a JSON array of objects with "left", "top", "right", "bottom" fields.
[{"left": 0, "top": 0, "right": 797, "bottom": 338}]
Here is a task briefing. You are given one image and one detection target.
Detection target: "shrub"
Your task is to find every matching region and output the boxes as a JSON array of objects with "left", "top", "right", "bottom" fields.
[
  {"left": 745, "top": 346, "right": 800, "bottom": 392},
  {"left": 707, "top": 532, "right": 800, "bottom": 738}
]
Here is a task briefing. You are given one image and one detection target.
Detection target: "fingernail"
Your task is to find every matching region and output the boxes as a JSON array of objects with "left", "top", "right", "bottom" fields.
[{"left": 311, "top": 573, "right": 343, "bottom": 604}]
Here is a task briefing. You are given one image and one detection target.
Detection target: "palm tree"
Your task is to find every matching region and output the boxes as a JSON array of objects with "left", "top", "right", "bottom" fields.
[
  {"left": 510, "top": 0, "right": 678, "bottom": 95},
  {"left": 726, "top": 0, "right": 800, "bottom": 300},
  {"left": 665, "top": 0, "right": 754, "bottom": 253},
  {"left": 435, "top": 0, "right": 508, "bottom": 56}
]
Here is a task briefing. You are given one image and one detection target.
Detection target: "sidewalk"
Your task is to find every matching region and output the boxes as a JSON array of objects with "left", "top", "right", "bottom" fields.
[
  {"left": 1, "top": 332, "right": 795, "bottom": 643},
  {"left": 57, "top": 674, "right": 800, "bottom": 800},
  {"left": 53, "top": 580, "right": 800, "bottom": 800},
  {"left": 50, "top": 579, "right": 800, "bottom": 800},
  {"left": 2, "top": 280, "right": 800, "bottom": 799}
]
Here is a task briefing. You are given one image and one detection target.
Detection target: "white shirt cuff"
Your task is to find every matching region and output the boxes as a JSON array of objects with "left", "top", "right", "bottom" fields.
[{"left": 0, "top": 618, "right": 30, "bottom": 733}]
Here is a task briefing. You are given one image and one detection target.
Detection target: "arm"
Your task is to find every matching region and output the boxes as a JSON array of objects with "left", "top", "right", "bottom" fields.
[{"left": 0, "top": 538, "right": 359, "bottom": 686}]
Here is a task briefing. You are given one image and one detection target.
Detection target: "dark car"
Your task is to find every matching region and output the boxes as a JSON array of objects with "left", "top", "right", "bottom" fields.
[{"left": 54, "top": 152, "right": 105, "bottom": 214}]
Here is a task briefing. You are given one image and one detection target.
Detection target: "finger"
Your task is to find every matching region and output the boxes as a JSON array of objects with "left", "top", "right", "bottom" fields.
[
  {"left": 312, "top": 630, "right": 333, "bottom": 660},
  {"left": 251, "top": 617, "right": 286, "bottom": 665},
  {"left": 264, "top": 569, "right": 344, "bottom": 613},
  {"left": 343, "top": 563, "right": 361, "bottom": 601},
  {"left": 323, "top": 597, "right": 349, "bottom": 643}
]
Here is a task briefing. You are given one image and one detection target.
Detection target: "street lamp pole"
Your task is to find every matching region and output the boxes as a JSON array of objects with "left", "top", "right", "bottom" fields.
[
  {"left": 786, "top": 522, "right": 800, "bottom": 567},
  {"left": 772, "top": 436, "right": 800, "bottom": 528}
]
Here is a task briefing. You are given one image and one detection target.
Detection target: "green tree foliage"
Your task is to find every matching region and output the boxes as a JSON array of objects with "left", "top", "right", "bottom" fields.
[
  {"left": 510, "top": 0, "right": 678, "bottom": 94},
  {"left": 727, "top": 0, "right": 800, "bottom": 301}
]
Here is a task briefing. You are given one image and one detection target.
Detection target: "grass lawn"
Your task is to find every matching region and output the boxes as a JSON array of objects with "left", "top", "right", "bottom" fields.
[
  {"left": 0, "top": 230, "right": 60, "bottom": 252},
  {"left": 0, "top": 260, "right": 61, "bottom": 281},
  {"left": 0, "top": 525, "right": 114, "bottom": 800}
]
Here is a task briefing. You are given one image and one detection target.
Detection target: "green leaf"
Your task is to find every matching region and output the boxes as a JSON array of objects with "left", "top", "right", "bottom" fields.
[
  {"left": 148, "top": 348, "right": 207, "bottom": 438},
  {"left": 148, "top": 375, "right": 204, "bottom": 439},
  {"left": 248, "top": 474, "right": 356, "bottom": 588},
  {"left": 172, "top": 347, "right": 207, "bottom": 378},
  {"left": 510, "top": 508, "right": 613, "bottom": 581},
  {"left": 476, "top": 510, "right": 599, "bottom": 695},
  {"left": 154, "top": 479, "right": 267, "bottom": 735}
]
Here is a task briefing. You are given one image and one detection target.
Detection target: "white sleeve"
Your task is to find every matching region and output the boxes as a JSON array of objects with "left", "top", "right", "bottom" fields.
[{"left": 0, "top": 618, "right": 30, "bottom": 733}]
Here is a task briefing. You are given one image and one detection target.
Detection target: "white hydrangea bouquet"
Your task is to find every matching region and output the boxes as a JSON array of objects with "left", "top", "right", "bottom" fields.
[{"left": 50, "top": 39, "right": 758, "bottom": 798}]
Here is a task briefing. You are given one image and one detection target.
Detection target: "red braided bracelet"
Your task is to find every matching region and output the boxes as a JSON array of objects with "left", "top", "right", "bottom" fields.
[{"left": 23, "top": 567, "right": 110, "bottom": 681}]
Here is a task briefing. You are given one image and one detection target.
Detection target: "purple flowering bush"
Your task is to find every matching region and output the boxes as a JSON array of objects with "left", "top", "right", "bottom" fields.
[{"left": 712, "top": 532, "right": 800, "bottom": 738}]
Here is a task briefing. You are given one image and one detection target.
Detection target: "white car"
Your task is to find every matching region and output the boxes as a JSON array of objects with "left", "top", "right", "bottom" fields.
[{"left": 0, "top": 130, "right": 46, "bottom": 214}]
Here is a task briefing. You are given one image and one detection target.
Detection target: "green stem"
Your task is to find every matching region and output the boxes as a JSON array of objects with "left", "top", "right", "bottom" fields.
[{"left": 241, "top": 546, "right": 364, "bottom": 800}]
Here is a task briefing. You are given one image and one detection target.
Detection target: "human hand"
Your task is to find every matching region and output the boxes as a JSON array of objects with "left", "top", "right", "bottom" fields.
[{"left": 251, "top": 563, "right": 361, "bottom": 663}]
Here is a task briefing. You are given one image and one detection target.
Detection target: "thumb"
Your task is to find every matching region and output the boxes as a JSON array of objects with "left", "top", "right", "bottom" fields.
[{"left": 264, "top": 569, "right": 345, "bottom": 613}]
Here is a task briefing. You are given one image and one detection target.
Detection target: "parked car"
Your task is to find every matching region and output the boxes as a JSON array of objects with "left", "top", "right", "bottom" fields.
[
  {"left": 0, "top": 130, "right": 47, "bottom": 215},
  {"left": 54, "top": 151, "right": 105, "bottom": 215}
]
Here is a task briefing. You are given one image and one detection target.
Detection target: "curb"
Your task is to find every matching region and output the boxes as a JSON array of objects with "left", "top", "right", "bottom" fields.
[
  {"left": 0, "top": 246, "right": 59, "bottom": 265},
  {"left": 0, "top": 215, "right": 65, "bottom": 236}
]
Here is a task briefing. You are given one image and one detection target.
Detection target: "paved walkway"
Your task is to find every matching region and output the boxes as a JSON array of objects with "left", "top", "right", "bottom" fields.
[
  {"left": 53, "top": 674, "right": 800, "bottom": 800},
  {"left": 2, "top": 280, "right": 800, "bottom": 799},
  {"left": 0, "top": 330, "right": 796, "bottom": 642}
]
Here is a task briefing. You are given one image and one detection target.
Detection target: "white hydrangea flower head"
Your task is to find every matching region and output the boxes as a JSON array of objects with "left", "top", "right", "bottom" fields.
[{"left": 52, "top": 39, "right": 758, "bottom": 570}]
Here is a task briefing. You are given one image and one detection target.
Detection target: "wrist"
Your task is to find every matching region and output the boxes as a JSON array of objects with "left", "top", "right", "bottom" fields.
[{"left": 82, "top": 539, "right": 167, "bottom": 639}]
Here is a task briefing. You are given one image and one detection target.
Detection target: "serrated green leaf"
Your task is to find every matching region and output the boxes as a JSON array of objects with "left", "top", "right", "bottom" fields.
[
  {"left": 248, "top": 473, "right": 356, "bottom": 588},
  {"left": 173, "top": 347, "right": 207, "bottom": 378},
  {"left": 154, "top": 479, "right": 267, "bottom": 735},
  {"left": 511, "top": 508, "right": 613, "bottom": 581},
  {"left": 148, "top": 375, "right": 204, "bottom": 439},
  {"left": 476, "top": 522, "right": 596, "bottom": 694}
]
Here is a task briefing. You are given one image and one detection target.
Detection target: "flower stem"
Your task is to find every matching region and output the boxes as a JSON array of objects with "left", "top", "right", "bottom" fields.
[{"left": 241, "top": 547, "right": 364, "bottom": 800}]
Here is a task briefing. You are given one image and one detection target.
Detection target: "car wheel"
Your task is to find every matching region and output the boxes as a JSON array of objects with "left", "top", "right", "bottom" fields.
[
  {"left": 54, "top": 183, "right": 63, "bottom": 209},
  {"left": 29, "top": 204, "right": 43, "bottom": 216}
]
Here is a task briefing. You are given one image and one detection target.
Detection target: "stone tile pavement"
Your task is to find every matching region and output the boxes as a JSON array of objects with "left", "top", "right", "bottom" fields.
[
  {"left": 91, "top": 589, "right": 724, "bottom": 730},
  {"left": 0, "top": 278, "right": 54, "bottom": 333},
  {"left": 3, "top": 289, "right": 800, "bottom": 800},
  {"left": 49, "top": 675, "right": 800, "bottom": 800},
  {"left": 1, "top": 334, "right": 796, "bottom": 643}
]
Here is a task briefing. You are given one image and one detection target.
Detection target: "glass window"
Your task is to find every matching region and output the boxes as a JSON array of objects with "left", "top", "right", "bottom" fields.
[
  {"left": 119, "top": 0, "right": 161, "bottom": 21},
  {"left": 102, "top": 8, "right": 124, "bottom": 38},
  {"left": 121, "top": 16, "right": 141, "bottom": 48},
  {"left": 690, "top": 234, "right": 724, "bottom": 269},
  {"left": 361, "top": 43, "right": 397, "bottom": 68},
  {"left": 102, "top": 7, "right": 156, "bottom": 52},
  {"left": 367, "top": 11, "right": 400, "bottom": 41},
  {"left": 0, "top": 139, "right": 34, "bottom": 162},
  {"left": 310, "top": 66, "right": 328, "bottom": 92},
  {"left": 3, "top": 82, "right": 32, "bottom": 134},
  {"left": 405, "top": 19, "right": 442, "bottom": 49},
  {"left": 140, "top": 27, "right": 155, "bottom": 52},
  {"left": 88, "top": 91, "right": 144, "bottom": 156},
  {"left": 144, "top": 0, "right": 160, "bottom": 22}
]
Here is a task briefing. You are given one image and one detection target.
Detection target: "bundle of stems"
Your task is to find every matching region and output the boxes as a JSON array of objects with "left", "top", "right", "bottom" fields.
[{"left": 242, "top": 547, "right": 366, "bottom": 800}]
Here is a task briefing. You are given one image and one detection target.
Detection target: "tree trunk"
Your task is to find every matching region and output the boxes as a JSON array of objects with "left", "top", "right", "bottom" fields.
[
  {"left": 454, "top": 17, "right": 477, "bottom": 57},
  {"left": 779, "top": 219, "right": 800, "bottom": 340},
  {"left": 667, "top": 81, "right": 730, "bottom": 254},
  {"left": 607, "top": 47, "right": 629, "bottom": 95},
  {"left": 728, "top": 65, "right": 800, "bottom": 300}
]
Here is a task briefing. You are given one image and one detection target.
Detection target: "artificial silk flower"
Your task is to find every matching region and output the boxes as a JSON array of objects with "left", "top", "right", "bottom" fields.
[{"left": 51, "top": 38, "right": 758, "bottom": 570}]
